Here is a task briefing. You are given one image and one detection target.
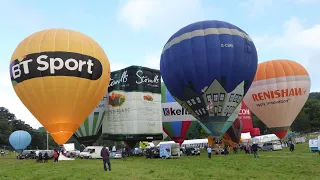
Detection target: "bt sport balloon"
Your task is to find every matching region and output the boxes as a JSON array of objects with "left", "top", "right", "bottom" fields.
[
  {"left": 9, "top": 28, "right": 111, "bottom": 145},
  {"left": 9, "top": 130, "right": 32, "bottom": 152},
  {"left": 243, "top": 59, "right": 310, "bottom": 139},
  {"left": 160, "top": 20, "right": 258, "bottom": 138}
]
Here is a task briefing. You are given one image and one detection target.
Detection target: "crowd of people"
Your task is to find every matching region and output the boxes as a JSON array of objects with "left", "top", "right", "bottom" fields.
[{"left": 205, "top": 140, "right": 296, "bottom": 159}]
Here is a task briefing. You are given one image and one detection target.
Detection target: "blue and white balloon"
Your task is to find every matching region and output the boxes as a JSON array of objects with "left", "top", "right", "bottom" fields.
[{"left": 160, "top": 20, "right": 258, "bottom": 137}]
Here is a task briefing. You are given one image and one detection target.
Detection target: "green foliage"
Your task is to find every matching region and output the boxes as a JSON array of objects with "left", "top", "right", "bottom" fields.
[{"left": 0, "top": 107, "right": 58, "bottom": 150}]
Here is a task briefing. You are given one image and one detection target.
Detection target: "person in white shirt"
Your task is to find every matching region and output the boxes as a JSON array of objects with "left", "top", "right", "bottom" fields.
[
  {"left": 207, "top": 147, "right": 212, "bottom": 158},
  {"left": 35, "top": 150, "right": 39, "bottom": 162}
]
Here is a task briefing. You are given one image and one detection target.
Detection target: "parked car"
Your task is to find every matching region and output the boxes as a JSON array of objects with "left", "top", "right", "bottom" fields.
[
  {"left": 261, "top": 141, "right": 283, "bottom": 151},
  {"left": 193, "top": 148, "right": 200, "bottom": 155},
  {"left": 145, "top": 147, "right": 160, "bottom": 158},
  {"left": 17, "top": 150, "right": 36, "bottom": 159},
  {"left": 113, "top": 151, "right": 123, "bottom": 159},
  {"left": 40, "top": 150, "right": 54, "bottom": 159},
  {"left": 185, "top": 147, "right": 200, "bottom": 156},
  {"left": 132, "top": 148, "right": 143, "bottom": 156}
]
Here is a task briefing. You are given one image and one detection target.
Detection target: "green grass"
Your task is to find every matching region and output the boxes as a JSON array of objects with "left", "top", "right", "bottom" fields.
[{"left": 1, "top": 144, "right": 320, "bottom": 180}]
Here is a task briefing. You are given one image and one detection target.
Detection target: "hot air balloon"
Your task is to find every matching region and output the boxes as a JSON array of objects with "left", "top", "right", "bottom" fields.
[
  {"left": 225, "top": 118, "right": 243, "bottom": 144},
  {"left": 152, "top": 140, "right": 161, "bottom": 147},
  {"left": 9, "top": 130, "right": 32, "bottom": 152},
  {"left": 205, "top": 118, "right": 243, "bottom": 146},
  {"left": 9, "top": 28, "right": 111, "bottom": 145},
  {"left": 237, "top": 101, "right": 260, "bottom": 137},
  {"left": 73, "top": 93, "right": 108, "bottom": 146},
  {"left": 161, "top": 83, "right": 199, "bottom": 145},
  {"left": 250, "top": 128, "right": 260, "bottom": 137},
  {"left": 102, "top": 66, "right": 163, "bottom": 148},
  {"left": 238, "top": 101, "right": 253, "bottom": 133},
  {"left": 243, "top": 59, "right": 310, "bottom": 139},
  {"left": 160, "top": 20, "right": 258, "bottom": 138}
]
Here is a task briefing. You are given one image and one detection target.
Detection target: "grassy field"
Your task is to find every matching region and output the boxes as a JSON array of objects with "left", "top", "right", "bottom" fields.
[{"left": 1, "top": 144, "right": 320, "bottom": 180}]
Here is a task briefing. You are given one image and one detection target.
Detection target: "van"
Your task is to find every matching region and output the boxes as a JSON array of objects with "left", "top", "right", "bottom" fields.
[
  {"left": 261, "top": 141, "right": 282, "bottom": 151},
  {"left": 79, "top": 146, "right": 104, "bottom": 159}
]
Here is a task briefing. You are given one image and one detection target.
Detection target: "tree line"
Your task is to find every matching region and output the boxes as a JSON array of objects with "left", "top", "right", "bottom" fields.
[{"left": 1, "top": 92, "right": 319, "bottom": 150}]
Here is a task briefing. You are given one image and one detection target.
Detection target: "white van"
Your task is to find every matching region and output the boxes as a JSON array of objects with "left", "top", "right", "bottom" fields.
[
  {"left": 79, "top": 146, "right": 104, "bottom": 159},
  {"left": 261, "top": 141, "right": 282, "bottom": 151}
]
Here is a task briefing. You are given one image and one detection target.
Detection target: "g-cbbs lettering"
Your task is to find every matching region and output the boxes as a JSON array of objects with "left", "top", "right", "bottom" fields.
[{"left": 10, "top": 51, "right": 103, "bottom": 83}]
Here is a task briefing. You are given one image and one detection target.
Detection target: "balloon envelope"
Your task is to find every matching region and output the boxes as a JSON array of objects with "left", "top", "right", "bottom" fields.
[
  {"left": 9, "top": 28, "right": 110, "bottom": 145},
  {"left": 243, "top": 60, "right": 310, "bottom": 139},
  {"left": 74, "top": 93, "right": 108, "bottom": 146},
  {"left": 161, "top": 83, "right": 199, "bottom": 145},
  {"left": 160, "top": 20, "right": 258, "bottom": 138},
  {"left": 250, "top": 128, "right": 260, "bottom": 137},
  {"left": 152, "top": 140, "right": 161, "bottom": 146},
  {"left": 102, "top": 66, "right": 163, "bottom": 142},
  {"left": 9, "top": 130, "right": 31, "bottom": 152},
  {"left": 238, "top": 101, "right": 253, "bottom": 133},
  {"left": 225, "top": 118, "right": 243, "bottom": 144}
]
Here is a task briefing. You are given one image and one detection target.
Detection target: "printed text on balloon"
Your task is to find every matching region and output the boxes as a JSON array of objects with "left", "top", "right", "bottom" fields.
[{"left": 10, "top": 52, "right": 103, "bottom": 83}]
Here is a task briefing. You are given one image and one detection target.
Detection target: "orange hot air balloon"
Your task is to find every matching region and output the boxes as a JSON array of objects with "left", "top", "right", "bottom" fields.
[
  {"left": 9, "top": 28, "right": 111, "bottom": 145},
  {"left": 243, "top": 60, "right": 310, "bottom": 139}
]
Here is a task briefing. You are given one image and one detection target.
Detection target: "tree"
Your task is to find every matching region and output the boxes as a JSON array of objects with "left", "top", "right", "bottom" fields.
[
  {"left": 291, "top": 111, "right": 311, "bottom": 133},
  {"left": 251, "top": 113, "right": 270, "bottom": 135},
  {"left": 0, "top": 107, "right": 13, "bottom": 145}
]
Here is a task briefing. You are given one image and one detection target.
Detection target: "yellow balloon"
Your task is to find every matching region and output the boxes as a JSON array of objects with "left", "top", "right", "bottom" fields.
[{"left": 9, "top": 28, "right": 110, "bottom": 145}]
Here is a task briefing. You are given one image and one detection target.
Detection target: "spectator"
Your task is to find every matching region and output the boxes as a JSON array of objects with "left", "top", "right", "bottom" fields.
[{"left": 100, "top": 145, "right": 111, "bottom": 171}]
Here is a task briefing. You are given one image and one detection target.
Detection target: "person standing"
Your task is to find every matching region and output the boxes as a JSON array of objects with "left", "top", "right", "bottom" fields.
[
  {"left": 207, "top": 146, "right": 212, "bottom": 158},
  {"left": 290, "top": 142, "right": 295, "bottom": 153},
  {"left": 44, "top": 152, "right": 49, "bottom": 163},
  {"left": 53, "top": 150, "right": 59, "bottom": 163},
  {"left": 121, "top": 148, "right": 126, "bottom": 160},
  {"left": 100, "top": 145, "right": 111, "bottom": 171},
  {"left": 251, "top": 143, "right": 259, "bottom": 158},
  {"left": 35, "top": 150, "right": 39, "bottom": 162}
]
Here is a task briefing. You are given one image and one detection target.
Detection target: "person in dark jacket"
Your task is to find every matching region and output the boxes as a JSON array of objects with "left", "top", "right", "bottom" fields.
[
  {"left": 44, "top": 152, "right": 49, "bottom": 163},
  {"left": 290, "top": 142, "right": 295, "bottom": 153},
  {"left": 38, "top": 152, "right": 43, "bottom": 163},
  {"left": 100, "top": 145, "right": 111, "bottom": 171},
  {"left": 251, "top": 143, "right": 259, "bottom": 158}
]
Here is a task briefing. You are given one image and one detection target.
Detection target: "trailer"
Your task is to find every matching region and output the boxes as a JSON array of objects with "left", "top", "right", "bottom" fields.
[{"left": 159, "top": 143, "right": 180, "bottom": 159}]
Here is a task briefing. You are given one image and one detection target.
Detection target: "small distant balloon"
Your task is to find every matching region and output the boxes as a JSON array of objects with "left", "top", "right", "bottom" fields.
[{"left": 9, "top": 130, "right": 32, "bottom": 152}]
